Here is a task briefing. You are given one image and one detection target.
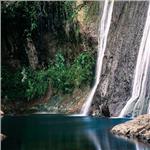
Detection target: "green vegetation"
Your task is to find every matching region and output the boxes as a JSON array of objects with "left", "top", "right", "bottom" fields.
[
  {"left": 1, "top": 1, "right": 41, "bottom": 37},
  {"left": 1, "top": 1, "right": 81, "bottom": 42},
  {"left": 1, "top": 1, "right": 98, "bottom": 106},
  {"left": 2, "top": 51, "right": 95, "bottom": 101},
  {"left": 49, "top": 51, "right": 95, "bottom": 93}
]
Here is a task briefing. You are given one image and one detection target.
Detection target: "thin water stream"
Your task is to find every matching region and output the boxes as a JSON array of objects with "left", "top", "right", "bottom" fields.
[{"left": 81, "top": 0, "right": 114, "bottom": 116}]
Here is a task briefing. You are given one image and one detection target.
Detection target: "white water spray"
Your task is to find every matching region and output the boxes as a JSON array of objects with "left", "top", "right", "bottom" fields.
[
  {"left": 80, "top": 0, "right": 114, "bottom": 116},
  {"left": 120, "top": 4, "right": 150, "bottom": 117}
]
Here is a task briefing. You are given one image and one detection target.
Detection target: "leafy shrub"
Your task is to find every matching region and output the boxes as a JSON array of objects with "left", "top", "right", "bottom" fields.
[
  {"left": 1, "top": 66, "right": 49, "bottom": 101},
  {"left": 1, "top": 66, "right": 26, "bottom": 101},
  {"left": 22, "top": 68, "right": 49, "bottom": 100},
  {"left": 2, "top": 51, "right": 95, "bottom": 101},
  {"left": 48, "top": 51, "right": 95, "bottom": 93}
]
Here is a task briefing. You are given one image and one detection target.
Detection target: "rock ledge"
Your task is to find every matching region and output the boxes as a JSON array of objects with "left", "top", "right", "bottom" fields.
[{"left": 111, "top": 114, "right": 150, "bottom": 144}]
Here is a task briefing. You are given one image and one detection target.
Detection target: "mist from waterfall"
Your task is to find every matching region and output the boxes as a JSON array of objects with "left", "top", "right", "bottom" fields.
[
  {"left": 120, "top": 4, "right": 150, "bottom": 117},
  {"left": 80, "top": 0, "right": 114, "bottom": 116}
]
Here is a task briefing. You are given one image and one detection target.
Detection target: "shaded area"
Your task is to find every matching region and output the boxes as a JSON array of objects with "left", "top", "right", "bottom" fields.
[{"left": 1, "top": 1, "right": 98, "bottom": 114}]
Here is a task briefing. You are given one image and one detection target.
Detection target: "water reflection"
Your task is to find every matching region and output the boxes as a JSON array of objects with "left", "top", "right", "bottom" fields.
[
  {"left": 136, "top": 142, "right": 150, "bottom": 150},
  {"left": 87, "top": 130, "right": 102, "bottom": 150},
  {"left": 1, "top": 115, "right": 150, "bottom": 150},
  {"left": 85, "top": 118, "right": 136, "bottom": 150}
]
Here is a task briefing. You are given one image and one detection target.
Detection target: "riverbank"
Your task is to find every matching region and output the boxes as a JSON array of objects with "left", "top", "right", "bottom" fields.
[{"left": 1, "top": 87, "right": 90, "bottom": 115}]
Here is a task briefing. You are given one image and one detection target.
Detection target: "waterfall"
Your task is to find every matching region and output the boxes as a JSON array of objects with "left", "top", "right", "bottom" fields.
[
  {"left": 80, "top": 0, "right": 114, "bottom": 116},
  {"left": 120, "top": 4, "right": 150, "bottom": 117},
  {"left": 148, "top": 102, "right": 150, "bottom": 114}
]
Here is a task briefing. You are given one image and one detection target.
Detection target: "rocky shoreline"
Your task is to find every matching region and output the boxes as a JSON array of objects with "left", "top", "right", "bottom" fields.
[{"left": 111, "top": 114, "right": 150, "bottom": 144}]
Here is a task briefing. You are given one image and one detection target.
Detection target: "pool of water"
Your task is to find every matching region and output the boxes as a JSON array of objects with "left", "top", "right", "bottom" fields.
[{"left": 1, "top": 114, "right": 150, "bottom": 150}]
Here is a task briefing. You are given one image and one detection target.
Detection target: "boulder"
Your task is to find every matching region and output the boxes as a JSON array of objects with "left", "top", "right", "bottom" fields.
[
  {"left": 111, "top": 114, "right": 150, "bottom": 144},
  {"left": 92, "top": 103, "right": 110, "bottom": 117},
  {"left": 0, "top": 133, "right": 6, "bottom": 141},
  {"left": 0, "top": 110, "right": 4, "bottom": 116}
]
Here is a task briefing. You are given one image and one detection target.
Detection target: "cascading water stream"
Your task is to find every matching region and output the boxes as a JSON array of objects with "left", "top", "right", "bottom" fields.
[
  {"left": 119, "top": 3, "right": 150, "bottom": 117},
  {"left": 80, "top": 0, "right": 114, "bottom": 116},
  {"left": 148, "top": 102, "right": 150, "bottom": 114}
]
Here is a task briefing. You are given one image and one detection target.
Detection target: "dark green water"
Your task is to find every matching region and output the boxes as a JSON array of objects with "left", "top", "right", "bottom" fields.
[{"left": 1, "top": 114, "right": 150, "bottom": 150}]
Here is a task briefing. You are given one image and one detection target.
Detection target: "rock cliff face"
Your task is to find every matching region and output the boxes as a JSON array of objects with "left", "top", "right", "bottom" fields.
[{"left": 91, "top": 1, "right": 149, "bottom": 116}]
